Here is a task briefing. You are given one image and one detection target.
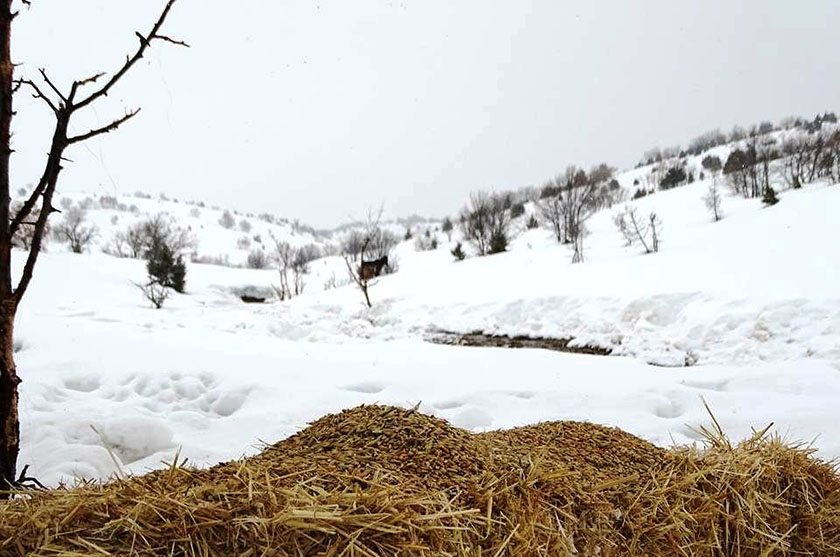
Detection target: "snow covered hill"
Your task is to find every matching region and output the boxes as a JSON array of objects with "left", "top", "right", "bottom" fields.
[
  {"left": 11, "top": 124, "right": 840, "bottom": 488},
  {"left": 23, "top": 190, "right": 327, "bottom": 266}
]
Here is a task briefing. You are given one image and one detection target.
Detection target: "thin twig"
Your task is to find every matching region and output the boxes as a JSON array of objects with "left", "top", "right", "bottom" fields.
[{"left": 67, "top": 109, "right": 140, "bottom": 144}]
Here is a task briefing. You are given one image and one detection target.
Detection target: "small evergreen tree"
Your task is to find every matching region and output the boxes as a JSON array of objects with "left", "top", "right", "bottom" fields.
[
  {"left": 526, "top": 214, "right": 539, "bottom": 229},
  {"left": 488, "top": 230, "right": 508, "bottom": 254},
  {"left": 441, "top": 217, "right": 453, "bottom": 241},
  {"left": 701, "top": 154, "right": 723, "bottom": 175},
  {"left": 451, "top": 242, "right": 466, "bottom": 261},
  {"left": 659, "top": 166, "right": 687, "bottom": 189},
  {"left": 147, "top": 239, "right": 187, "bottom": 293},
  {"left": 171, "top": 256, "right": 186, "bottom": 293},
  {"left": 762, "top": 185, "right": 779, "bottom": 206}
]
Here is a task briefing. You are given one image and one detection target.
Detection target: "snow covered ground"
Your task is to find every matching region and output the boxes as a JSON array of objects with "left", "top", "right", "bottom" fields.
[{"left": 14, "top": 177, "right": 840, "bottom": 487}]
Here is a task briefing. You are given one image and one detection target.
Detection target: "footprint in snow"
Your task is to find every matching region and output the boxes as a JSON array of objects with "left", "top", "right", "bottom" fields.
[
  {"left": 433, "top": 399, "right": 465, "bottom": 410},
  {"left": 343, "top": 381, "right": 385, "bottom": 395},
  {"left": 681, "top": 379, "right": 729, "bottom": 392},
  {"left": 653, "top": 397, "right": 686, "bottom": 419},
  {"left": 64, "top": 374, "right": 101, "bottom": 393},
  {"left": 510, "top": 391, "right": 536, "bottom": 400}
]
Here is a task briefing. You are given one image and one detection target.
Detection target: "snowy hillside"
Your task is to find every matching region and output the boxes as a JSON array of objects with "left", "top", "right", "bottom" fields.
[
  {"left": 24, "top": 190, "right": 326, "bottom": 267},
  {"left": 13, "top": 164, "right": 840, "bottom": 487},
  {"left": 6, "top": 112, "right": 839, "bottom": 487}
]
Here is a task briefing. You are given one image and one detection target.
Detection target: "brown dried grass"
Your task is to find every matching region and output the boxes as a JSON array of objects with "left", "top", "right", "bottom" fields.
[{"left": 1, "top": 404, "right": 838, "bottom": 556}]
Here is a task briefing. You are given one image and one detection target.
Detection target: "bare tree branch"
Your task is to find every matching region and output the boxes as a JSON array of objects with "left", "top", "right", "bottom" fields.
[
  {"left": 72, "top": 0, "right": 186, "bottom": 109},
  {"left": 67, "top": 109, "right": 140, "bottom": 144},
  {"left": 152, "top": 33, "right": 189, "bottom": 47},
  {"left": 10, "top": 0, "right": 184, "bottom": 302},
  {"left": 74, "top": 71, "right": 105, "bottom": 89},
  {"left": 14, "top": 79, "right": 57, "bottom": 113},
  {"left": 38, "top": 68, "right": 65, "bottom": 104},
  {"left": 9, "top": 174, "right": 47, "bottom": 236}
]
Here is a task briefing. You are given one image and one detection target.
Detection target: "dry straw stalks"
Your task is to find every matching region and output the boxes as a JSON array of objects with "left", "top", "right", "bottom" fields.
[{"left": 0, "top": 404, "right": 838, "bottom": 556}]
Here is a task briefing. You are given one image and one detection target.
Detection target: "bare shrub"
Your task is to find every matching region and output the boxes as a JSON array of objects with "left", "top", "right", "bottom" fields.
[
  {"left": 246, "top": 249, "right": 269, "bottom": 269},
  {"left": 414, "top": 229, "right": 437, "bottom": 252},
  {"left": 537, "top": 165, "right": 606, "bottom": 263},
  {"left": 134, "top": 279, "right": 170, "bottom": 309},
  {"left": 192, "top": 253, "right": 233, "bottom": 267},
  {"left": 614, "top": 205, "right": 662, "bottom": 254},
  {"left": 10, "top": 201, "right": 48, "bottom": 250},
  {"left": 649, "top": 212, "right": 662, "bottom": 253},
  {"left": 459, "top": 191, "right": 511, "bottom": 256},
  {"left": 54, "top": 206, "right": 98, "bottom": 253},
  {"left": 120, "top": 214, "right": 196, "bottom": 259},
  {"left": 99, "top": 196, "right": 118, "bottom": 209},
  {"left": 219, "top": 210, "right": 235, "bottom": 229},
  {"left": 237, "top": 236, "right": 252, "bottom": 250},
  {"left": 704, "top": 179, "right": 723, "bottom": 222},
  {"left": 272, "top": 239, "right": 321, "bottom": 299}
]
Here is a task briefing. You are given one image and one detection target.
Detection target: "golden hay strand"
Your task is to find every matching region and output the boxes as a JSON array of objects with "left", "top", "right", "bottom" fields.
[{"left": 1, "top": 404, "right": 839, "bottom": 556}]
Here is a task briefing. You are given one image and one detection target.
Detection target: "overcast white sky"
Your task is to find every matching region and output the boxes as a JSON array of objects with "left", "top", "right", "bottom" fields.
[{"left": 11, "top": 1, "right": 840, "bottom": 227}]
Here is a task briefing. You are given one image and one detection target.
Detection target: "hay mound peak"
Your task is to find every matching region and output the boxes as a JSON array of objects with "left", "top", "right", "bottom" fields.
[
  {"left": 1, "top": 404, "right": 839, "bottom": 556},
  {"left": 258, "top": 404, "right": 490, "bottom": 488}
]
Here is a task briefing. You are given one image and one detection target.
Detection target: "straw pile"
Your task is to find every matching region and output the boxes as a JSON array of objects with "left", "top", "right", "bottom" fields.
[{"left": 1, "top": 404, "right": 839, "bottom": 556}]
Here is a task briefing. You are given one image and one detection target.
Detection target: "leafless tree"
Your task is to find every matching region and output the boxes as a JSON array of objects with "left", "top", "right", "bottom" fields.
[
  {"left": 649, "top": 212, "right": 662, "bottom": 253},
  {"left": 613, "top": 210, "right": 634, "bottom": 247},
  {"left": 272, "top": 240, "right": 294, "bottom": 300},
  {"left": 704, "top": 178, "right": 723, "bottom": 222},
  {"left": 780, "top": 131, "right": 839, "bottom": 188},
  {"left": 246, "top": 249, "right": 269, "bottom": 270},
  {"left": 614, "top": 205, "right": 662, "bottom": 254},
  {"left": 724, "top": 132, "right": 782, "bottom": 199},
  {"left": 118, "top": 214, "right": 195, "bottom": 260},
  {"left": 219, "top": 210, "right": 235, "bottom": 229},
  {"left": 537, "top": 190, "right": 567, "bottom": 244},
  {"left": 458, "top": 191, "right": 513, "bottom": 256},
  {"left": 414, "top": 231, "right": 437, "bottom": 251},
  {"left": 458, "top": 191, "right": 491, "bottom": 256},
  {"left": 103, "top": 232, "right": 131, "bottom": 258},
  {"left": 272, "top": 239, "right": 320, "bottom": 299},
  {"left": 340, "top": 209, "right": 396, "bottom": 307},
  {"left": 54, "top": 206, "right": 98, "bottom": 253},
  {"left": 537, "top": 165, "right": 602, "bottom": 262},
  {"left": 0, "top": 0, "right": 185, "bottom": 494},
  {"left": 827, "top": 131, "right": 840, "bottom": 184},
  {"left": 290, "top": 244, "right": 319, "bottom": 295},
  {"left": 10, "top": 201, "right": 47, "bottom": 249},
  {"left": 134, "top": 279, "right": 170, "bottom": 309}
]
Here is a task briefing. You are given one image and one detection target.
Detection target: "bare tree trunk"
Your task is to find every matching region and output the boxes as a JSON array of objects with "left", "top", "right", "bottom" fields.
[
  {"left": 0, "top": 0, "right": 19, "bottom": 495},
  {"left": 0, "top": 302, "right": 18, "bottom": 493},
  {"left": 360, "top": 280, "right": 371, "bottom": 308}
]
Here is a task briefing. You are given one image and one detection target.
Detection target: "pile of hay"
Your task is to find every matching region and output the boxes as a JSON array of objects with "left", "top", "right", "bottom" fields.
[{"left": 1, "top": 405, "right": 839, "bottom": 556}]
